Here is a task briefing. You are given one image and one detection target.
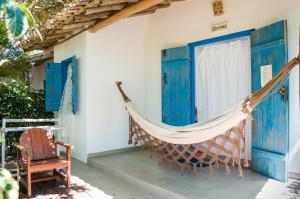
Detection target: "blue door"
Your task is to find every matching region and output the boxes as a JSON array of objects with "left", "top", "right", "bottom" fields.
[
  {"left": 251, "top": 20, "right": 289, "bottom": 182},
  {"left": 161, "top": 46, "right": 192, "bottom": 126},
  {"left": 45, "top": 63, "right": 63, "bottom": 112},
  {"left": 45, "top": 56, "right": 77, "bottom": 113}
]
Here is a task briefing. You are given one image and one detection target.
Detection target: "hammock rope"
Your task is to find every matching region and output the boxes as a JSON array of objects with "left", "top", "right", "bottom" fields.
[{"left": 116, "top": 55, "right": 300, "bottom": 176}]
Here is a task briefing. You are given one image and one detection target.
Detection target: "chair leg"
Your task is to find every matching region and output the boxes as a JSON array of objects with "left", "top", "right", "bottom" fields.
[
  {"left": 66, "top": 165, "right": 71, "bottom": 189},
  {"left": 17, "top": 162, "right": 21, "bottom": 184},
  {"left": 27, "top": 170, "right": 32, "bottom": 197}
]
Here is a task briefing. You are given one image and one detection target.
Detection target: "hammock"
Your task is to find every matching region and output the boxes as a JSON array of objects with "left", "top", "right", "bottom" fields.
[{"left": 116, "top": 57, "right": 300, "bottom": 177}]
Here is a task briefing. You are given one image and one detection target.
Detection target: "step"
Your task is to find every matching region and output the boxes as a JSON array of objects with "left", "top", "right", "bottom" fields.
[
  {"left": 88, "top": 152, "right": 185, "bottom": 199},
  {"left": 87, "top": 149, "right": 269, "bottom": 199}
]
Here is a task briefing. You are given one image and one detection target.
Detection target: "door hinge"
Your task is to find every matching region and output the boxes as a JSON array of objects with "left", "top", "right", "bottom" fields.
[
  {"left": 162, "top": 49, "right": 167, "bottom": 57},
  {"left": 163, "top": 72, "right": 167, "bottom": 84}
]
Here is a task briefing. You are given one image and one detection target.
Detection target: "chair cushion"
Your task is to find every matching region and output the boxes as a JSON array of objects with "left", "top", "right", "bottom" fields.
[{"left": 19, "top": 128, "right": 57, "bottom": 161}]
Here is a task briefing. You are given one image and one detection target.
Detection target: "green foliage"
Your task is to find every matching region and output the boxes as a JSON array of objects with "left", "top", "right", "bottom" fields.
[
  {"left": 21, "top": 0, "right": 72, "bottom": 28},
  {"left": 15, "top": 2, "right": 41, "bottom": 40},
  {"left": 0, "top": 54, "right": 31, "bottom": 81},
  {"left": 0, "top": 18, "right": 31, "bottom": 82},
  {"left": 0, "top": 168, "right": 19, "bottom": 199},
  {"left": 0, "top": 80, "right": 54, "bottom": 146},
  {"left": 0, "top": 0, "right": 36, "bottom": 38},
  {"left": 4, "top": 4, "right": 27, "bottom": 38},
  {"left": 0, "top": 0, "right": 9, "bottom": 10},
  {"left": 0, "top": 20, "right": 10, "bottom": 50}
]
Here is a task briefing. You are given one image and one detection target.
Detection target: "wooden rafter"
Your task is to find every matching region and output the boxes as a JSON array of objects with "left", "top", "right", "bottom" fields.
[{"left": 89, "top": 0, "right": 164, "bottom": 33}]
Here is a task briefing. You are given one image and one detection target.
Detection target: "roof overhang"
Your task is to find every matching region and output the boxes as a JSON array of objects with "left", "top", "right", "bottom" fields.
[{"left": 21, "top": 0, "right": 184, "bottom": 52}]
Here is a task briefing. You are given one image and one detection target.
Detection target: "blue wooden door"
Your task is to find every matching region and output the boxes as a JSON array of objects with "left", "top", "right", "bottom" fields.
[
  {"left": 162, "top": 46, "right": 192, "bottom": 126},
  {"left": 45, "top": 63, "right": 63, "bottom": 112},
  {"left": 45, "top": 56, "right": 77, "bottom": 113},
  {"left": 251, "top": 20, "right": 289, "bottom": 182}
]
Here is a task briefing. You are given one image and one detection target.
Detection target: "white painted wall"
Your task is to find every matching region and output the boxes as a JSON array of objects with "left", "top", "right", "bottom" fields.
[
  {"left": 54, "top": 0, "right": 300, "bottom": 173},
  {"left": 54, "top": 32, "right": 88, "bottom": 162},
  {"left": 85, "top": 16, "right": 150, "bottom": 154}
]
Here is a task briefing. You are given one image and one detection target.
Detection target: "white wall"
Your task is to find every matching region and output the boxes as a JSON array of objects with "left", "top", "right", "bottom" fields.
[
  {"left": 54, "top": 0, "right": 300, "bottom": 173},
  {"left": 85, "top": 16, "right": 150, "bottom": 154},
  {"left": 286, "top": 0, "right": 300, "bottom": 174},
  {"left": 54, "top": 32, "right": 88, "bottom": 162}
]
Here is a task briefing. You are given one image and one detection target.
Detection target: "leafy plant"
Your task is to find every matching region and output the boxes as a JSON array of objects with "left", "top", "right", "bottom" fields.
[
  {"left": 0, "top": 54, "right": 31, "bottom": 81},
  {"left": 0, "top": 0, "right": 39, "bottom": 38},
  {"left": 21, "top": 0, "right": 72, "bottom": 29},
  {"left": 0, "top": 80, "right": 54, "bottom": 148},
  {"left": 0, "top": 168, "right": 18, "bottom": 199}
]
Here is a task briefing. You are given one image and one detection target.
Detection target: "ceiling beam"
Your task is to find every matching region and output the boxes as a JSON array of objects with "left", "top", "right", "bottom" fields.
[{"left": 89, "top": 0, "right": 164, "bottom": 33}]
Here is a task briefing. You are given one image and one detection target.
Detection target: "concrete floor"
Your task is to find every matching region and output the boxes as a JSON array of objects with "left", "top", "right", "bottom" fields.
[
  {"left": 14, "top": 149, "right": 300, "bottom": 198},
  {"left": 73, "top": 158, "right": 165, "bottom": 199},
  {"left": 85, "top": 150, "right": 300, "bottom": 199}
]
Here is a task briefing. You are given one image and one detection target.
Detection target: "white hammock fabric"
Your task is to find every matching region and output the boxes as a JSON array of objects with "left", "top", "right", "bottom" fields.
[{"left": 126, "top": 101, "right": 250, "bottom": 144}]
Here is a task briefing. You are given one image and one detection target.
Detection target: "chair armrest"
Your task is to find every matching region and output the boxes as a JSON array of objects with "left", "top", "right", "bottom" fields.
[
  {"left": 54, "top": 140, "right": 71, "bottom": 149},
  {"left": 54, "top": 140, "right": 71, "bottom": 161},
  {"left": 14, "top": 143, "right": 31, "bottom": 153},
  {"left": 14, "top": 143, "right": 32, "bottom": 165}
]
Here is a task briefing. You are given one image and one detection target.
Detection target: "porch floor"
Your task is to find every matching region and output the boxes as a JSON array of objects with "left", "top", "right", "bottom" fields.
[
  {"left": 88, "top": 149, "right": 300, "bottom": 199},
  {"left": 17, "top": 149, "right": 300, "bottom": 199}
]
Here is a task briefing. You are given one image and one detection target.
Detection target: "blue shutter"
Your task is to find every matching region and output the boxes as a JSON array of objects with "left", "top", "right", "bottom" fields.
[
  {"left": 45, "top": 63, "right": 63, "bottom": 112},
  {"left": 251, "top": 20, "right": 289, "bottom": 182},
  {"left": 161, "top": 46, "right": 193, "bottom": 126},
  {"left": 72, "top": 57, "right": 77, "bottom": 114}
]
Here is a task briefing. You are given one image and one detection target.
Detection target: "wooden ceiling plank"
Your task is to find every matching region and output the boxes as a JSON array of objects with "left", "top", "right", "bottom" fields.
[
  {"left": 62, "top": 21, "right": 96, "bottom": 30},
  {"left": 101, "top": 0, "right": 139, "bottom": 6},
  {"left": 89, "top": 0, "right": 164, "bottom": 33},
  {"left": 46, "top": 33, "right": 72, "bottom": 40},
  {"left": 75, "top": 11, "right": 111, "bottom": 22},
  {"left": 55, "top": 29, "right": 74, "bottom": 34},
  {"left": 85, "top": 4, "right": 125, "bottom": 15}
]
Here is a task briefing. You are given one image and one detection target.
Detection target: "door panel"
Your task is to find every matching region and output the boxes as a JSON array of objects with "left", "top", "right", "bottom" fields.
[
  {"left": 45, "top": 63, "right": 63, "bottom": 112},
  {"left": 251, "top": 20, "right": 288, "bottom": 182},
  {"left": 162, "top": 46, "right": 192, "bottom": 126}
]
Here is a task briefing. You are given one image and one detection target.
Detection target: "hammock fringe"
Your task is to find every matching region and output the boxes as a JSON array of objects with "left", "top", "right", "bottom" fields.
[{"left": 128, "top": 115, "right": 248, "bottom": 176}]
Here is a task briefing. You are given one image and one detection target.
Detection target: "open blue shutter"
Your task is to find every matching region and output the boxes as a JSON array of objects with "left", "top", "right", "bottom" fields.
[
  {"left": 251, "top": 20, "right": 289, "bottom": 182},
  {"left": 161, "top": 46, "right": 192, "bottom": 126},
  {"left": 45, "top": 63, "right": 63, "bottom": 112},
  {"left": 72, "top": 57, "right": 77, "bottom": 114}
]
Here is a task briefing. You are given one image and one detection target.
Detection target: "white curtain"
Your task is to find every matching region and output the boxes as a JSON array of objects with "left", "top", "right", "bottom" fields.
[
  {"left": 59, "top": 64, "right": 75, "bottom": 150},
  {"left": 195, "top": 37, "right": 251, "bottom": 122}
]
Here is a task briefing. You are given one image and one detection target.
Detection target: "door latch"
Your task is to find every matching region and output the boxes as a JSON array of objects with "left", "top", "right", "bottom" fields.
[{"left": 278, "top": 86, "right": 288, "bottom": 101}]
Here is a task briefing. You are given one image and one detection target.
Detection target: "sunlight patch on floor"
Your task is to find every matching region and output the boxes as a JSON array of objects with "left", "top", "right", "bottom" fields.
[
  {"left": 22, "top": 176, "right": 113, "bottom": 199},
  {"left": 256, "top": 179, "right": 300, "bottom": 199}
]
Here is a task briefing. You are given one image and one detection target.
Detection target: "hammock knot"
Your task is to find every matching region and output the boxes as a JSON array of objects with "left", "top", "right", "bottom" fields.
[{"left": 242, "top": 97, "right": 253, "bottom": 115}]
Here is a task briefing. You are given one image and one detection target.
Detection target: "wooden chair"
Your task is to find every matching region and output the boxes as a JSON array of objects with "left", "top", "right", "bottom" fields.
[{"left": 15, "top": 128, "right": 71, "bottom": 197}]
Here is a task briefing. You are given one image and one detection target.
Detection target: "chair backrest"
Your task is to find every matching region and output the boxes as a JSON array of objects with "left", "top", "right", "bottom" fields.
[{"left": 19, "top": 128, "right": 56, "bottom": 161}]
